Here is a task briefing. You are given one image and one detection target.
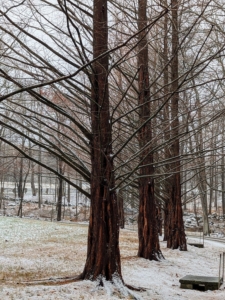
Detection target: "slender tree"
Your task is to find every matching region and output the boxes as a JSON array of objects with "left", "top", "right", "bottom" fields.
[
  {"left": 137, "top": 0, "right": 163, "bottom": 260},
  {"left": 167, "top": 0, "right": 187, "bottom": 250}
]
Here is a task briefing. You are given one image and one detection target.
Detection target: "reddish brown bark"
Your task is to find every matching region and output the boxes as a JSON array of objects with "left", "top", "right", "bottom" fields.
[
  {"left": 166, "top": 0, "right": 186, "bottom": 250},
  {"left": 118, "top": 191, "right": 125, "bottom": 229},
  {"left": 80, "top": 0, "right": 122, "bottom": 282},
  {"left": 162, "top": 0, "right": 171, "bottom": 242},
  {"left": 156, "top": 206, "right": 163, "bottom": 236},
  {"left": 137, "top": 0, "right": 163, "bottom": 261},
  {"left": 167, "top": 175, "right": 186, "bottom": 250},
  {"left": 163, "top": 201, "right": 170, "bottom": 241}
]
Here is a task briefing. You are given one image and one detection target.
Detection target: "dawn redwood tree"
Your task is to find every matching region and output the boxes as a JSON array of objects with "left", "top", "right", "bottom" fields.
[
  {"left": 167, "top": 0, "right": 186, "bottom": 250},
  {"left": 0, "top": 0, "right": 122, "bottom": 283},
  {"left": 80, "top": 0, "right": 122, "bottom": 282},
  {"left": 56, "top": 157, "right": 64, "bottom": 221},
  {"left": 161, "top": 0, "right": 171, "bottom": 242},
  {"left": 137, "top": 0, "right": 163, "bottom": 260}
]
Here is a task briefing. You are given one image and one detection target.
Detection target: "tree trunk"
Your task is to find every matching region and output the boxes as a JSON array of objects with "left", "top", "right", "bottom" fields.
[
  {"left": 167, "top": 175, "right": 187, "bottom": 250},
  {"left": 67, "top": 181, "right": 70, "bottom": 205},
  {"left": 57, "top": 159, "right": 64, "bottom": 221},
  {"left": 29, "top": 142, "right": 36, "bottom": 196},
  {"left": 17, "top": 160, "right": 30, "bottom": 218},
  {"left": 193, "top": 198, "right": 199, "bottom": 227},
  {"left": 167, "top": 0, "right": 187, "bottom": 250},
  {"left": 17, "top": 157, "right": 23, "bottom": 198},
  {"left": 209, "top": 165, "right": 213, "bottom": 215},
  {"left": 163, "top": 201, "right": 170, "bottom": 241},
  {"left": 137, "top": 0, "right": 163, "bottom": 260},
  {"left": 31, "top": 166, "right": 36, "bottom": 196},
  {"left": 38, "top": 148, "right": 42, "bottom": 208},
  {"left": 57, "top": 179, "right": 63, "bottom": 221},
  {"left": 80, "top": 0, "right": 122, "bottom": 282},
  {"left": 118, "top": 191, "right": 125, "bottom": 229},
  {"left": 156, "top": 206, "right": 163, "bottom": 236},
  {"left": 214, "top": 170, "right": 218, "bottom": 210},
  {"left": 162, "top": 0, "right": 172, "bottom": 243}
]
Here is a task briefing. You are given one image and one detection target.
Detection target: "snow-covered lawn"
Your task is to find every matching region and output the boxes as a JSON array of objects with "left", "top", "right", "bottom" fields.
[{"left": 0, "top": 216, "right": 224, "bottom": 299}]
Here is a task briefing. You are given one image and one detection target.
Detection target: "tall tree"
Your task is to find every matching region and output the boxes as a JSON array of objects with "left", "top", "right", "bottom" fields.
[
  {"left": 167, "top": 0, "right": 187, "bottom": 250},
  {"left": 137, "top": 0, "right": 163, "bottom": 260},
  {"left": 80, "top": 0, "right": 122, "bottom": 282}
]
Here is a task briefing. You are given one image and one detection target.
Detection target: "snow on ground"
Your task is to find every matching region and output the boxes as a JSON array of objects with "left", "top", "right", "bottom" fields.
[{"left": 0, "top": 216, "right": 224, "bottom": 300}]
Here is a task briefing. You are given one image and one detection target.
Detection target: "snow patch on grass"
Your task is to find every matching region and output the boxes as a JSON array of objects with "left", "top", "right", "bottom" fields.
[{"left": 0, "top": 217, "right": 225, "bottom": 299}]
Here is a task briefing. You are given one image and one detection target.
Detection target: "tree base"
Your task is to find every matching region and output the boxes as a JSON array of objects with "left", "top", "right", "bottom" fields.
[
  {"left": 138, "top": 249, "right": 165, "bottom": 261},
  {"left": 21, "top": 274, "right": 145, "bottom": 299}
]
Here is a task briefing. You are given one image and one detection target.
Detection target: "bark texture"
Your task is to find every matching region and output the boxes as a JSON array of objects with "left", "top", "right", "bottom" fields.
[
  {"left": 137, "top": 0, "right": 163, "bottom": 260},
  {"left": 167, "top": 0, "right": 187, "bottom": 250},
  {"left": 81, "top": 0, "right": 122, "bottom": 282},
  {"left": 118, "top": 191, "right": 125, "bottom": 229},
  {"left": 163, "top": 202, "right": 170, "bottom": 241},
  {"left": 162, "top": 1, "right": 171, "bottom": 242}
]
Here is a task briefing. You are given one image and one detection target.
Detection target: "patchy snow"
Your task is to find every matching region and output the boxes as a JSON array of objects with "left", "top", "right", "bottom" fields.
[{"left": 0, "top": 216, "right": 224, "bottom": 299}]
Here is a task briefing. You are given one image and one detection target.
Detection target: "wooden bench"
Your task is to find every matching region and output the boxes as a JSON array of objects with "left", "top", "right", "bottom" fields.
[{"left": 179, "top": 275, "right": 223, "bottom": 291}]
